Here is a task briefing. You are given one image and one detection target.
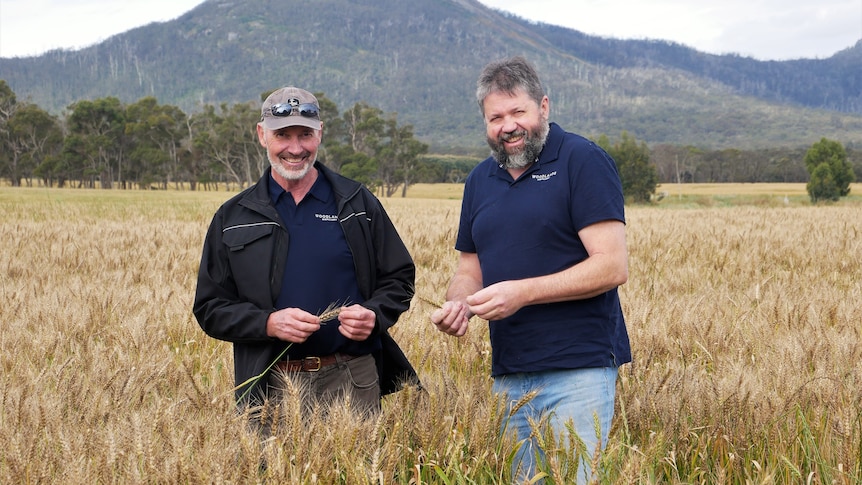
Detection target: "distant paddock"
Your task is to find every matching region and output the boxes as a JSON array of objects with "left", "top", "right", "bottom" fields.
[{"left": 2, "top": 179, "right": 861, "bottom": 202}]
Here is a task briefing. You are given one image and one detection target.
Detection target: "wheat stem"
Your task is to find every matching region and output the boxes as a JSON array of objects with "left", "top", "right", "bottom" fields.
[{"left": 416, "top": 295, "right": 444, "bottom": 309}]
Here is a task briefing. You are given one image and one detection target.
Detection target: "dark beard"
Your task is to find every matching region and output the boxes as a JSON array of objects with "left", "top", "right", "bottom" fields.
[{"left": 488, "top": 121, "right": 550, "bottom": 170}]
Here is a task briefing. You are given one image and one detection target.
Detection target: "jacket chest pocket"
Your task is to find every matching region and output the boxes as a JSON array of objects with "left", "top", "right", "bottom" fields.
[
  {"left": 222, "top": 224, "right": 280, "bottom": 304},
  {"left": 222, "top": 224, "right": 277, "bottom": 271},
  {"left": 223, "top": 224, "right": 276, "bottom": 252}
]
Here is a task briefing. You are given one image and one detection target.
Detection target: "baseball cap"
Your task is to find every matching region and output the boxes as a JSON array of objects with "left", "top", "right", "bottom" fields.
[{"left": 260, "top": 86, "right": 322, "bottom": 131}]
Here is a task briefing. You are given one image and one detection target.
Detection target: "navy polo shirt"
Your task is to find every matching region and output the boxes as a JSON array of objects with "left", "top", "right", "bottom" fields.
[
  {"left": 268, "top": 173, "right": 368, "bottom": 358},
  {"left": 455, "top": 123, "right": 631, "bottom": 375}
]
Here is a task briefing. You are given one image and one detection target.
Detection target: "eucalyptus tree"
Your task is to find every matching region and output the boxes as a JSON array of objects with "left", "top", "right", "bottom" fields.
[
  {"left": 314, "top": 93, "right": 346, "bottom": 170},
  {"left": 125, "top": 97, "right": 188, "bottom": 189},
  {"left": 650, "top": 144, "right": 703, "bottom": 184},
  {"left": 0, "top": 80, "right": 14, "bottom": 118},
  {"left": 598, "top": 131, "right": 657, "bottom": 203},
  {"left": 377, "top": 117, "right": 428, "bottom": 197},
  {"left": 190, "top": 102, "right": 262, "bottom": 189},
  {"left": 327, "top": 102, "right": 386, "bottom": 190},
  {"left": 0, "top": 80, "right": 18, "bottom": 183},
  {"left": 332, "top": 102, "right": 428, "bottom": 196},
  {"left": 64, "top": 97, "right": 126, "bottom": 188},
  {"left": 188, "top": 105, "right": 223, "bottom": 189},
  {"left": 6, "top": 103, "right": 63, "bottom": 187},
  {"left": 805, "top": 137, "right": 854, "bottom": 202}
]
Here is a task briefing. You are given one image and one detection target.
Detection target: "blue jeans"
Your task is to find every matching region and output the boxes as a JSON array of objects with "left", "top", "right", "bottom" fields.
[{"left": 492, "top": 367, "right": 618, "bottom": 485}]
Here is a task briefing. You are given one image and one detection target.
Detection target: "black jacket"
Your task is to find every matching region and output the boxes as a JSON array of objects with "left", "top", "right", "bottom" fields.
[{"left": 193, "top": 163, "right": 417, "bottom": 404}]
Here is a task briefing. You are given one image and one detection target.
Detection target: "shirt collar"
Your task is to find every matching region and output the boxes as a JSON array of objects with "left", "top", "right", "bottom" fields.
[
  {"left": 267, "top": 168, "right": 332, "bottom": 206},
  {"left": 487, "top": 122, "right": 562, "bottom": 180}
]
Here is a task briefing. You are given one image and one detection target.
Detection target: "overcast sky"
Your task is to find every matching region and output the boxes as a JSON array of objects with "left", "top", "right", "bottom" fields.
[{"left": 1, "top": 0, "right": 860, "bottom": 60}]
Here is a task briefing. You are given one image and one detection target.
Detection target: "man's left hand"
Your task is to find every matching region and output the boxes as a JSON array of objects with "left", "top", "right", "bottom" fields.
[
  {"left": 466, "top": 280, "right": 525, "bottom": 321},
  {"left": 337, "top": 304, "right": 376, "bottom": 341}
]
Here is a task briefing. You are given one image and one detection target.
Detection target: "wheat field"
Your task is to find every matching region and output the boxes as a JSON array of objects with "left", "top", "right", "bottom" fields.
[{"left": 1, "top": 185, "right": 860, "bottom": 484}]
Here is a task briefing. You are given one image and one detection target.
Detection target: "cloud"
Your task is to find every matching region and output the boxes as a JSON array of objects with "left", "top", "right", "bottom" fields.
[
  {"left": 0, "top": 0, "right": 204, "bottom": 57},
  {"left": 480, "top": 0, "right": 862, "bottom": 60},
  {"left": 706, "top": 1, "right": 862, "bottom": 58}
]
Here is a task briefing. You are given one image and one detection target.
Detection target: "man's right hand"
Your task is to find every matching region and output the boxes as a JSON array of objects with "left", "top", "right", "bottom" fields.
[
  {"left": 266, "top": 308, "right": 321, "bottom": 343},
  {"left": 430, "top": 301, "right": 471, "bottom": 337}
]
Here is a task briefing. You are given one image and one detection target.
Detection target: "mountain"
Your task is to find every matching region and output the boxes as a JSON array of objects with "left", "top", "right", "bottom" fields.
[{"left": 1, "top": 0, "right": 860, "bottom": 152}]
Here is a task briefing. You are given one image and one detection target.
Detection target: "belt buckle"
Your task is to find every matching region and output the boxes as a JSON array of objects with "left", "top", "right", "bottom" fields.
[{"left": 303, "top": 356, "right": 322, "bottom": 372}]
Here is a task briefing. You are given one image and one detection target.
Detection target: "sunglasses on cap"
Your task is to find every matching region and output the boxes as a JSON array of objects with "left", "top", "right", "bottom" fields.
[{"left": 266, "top": 102, "right": 320, "bottom": 119}]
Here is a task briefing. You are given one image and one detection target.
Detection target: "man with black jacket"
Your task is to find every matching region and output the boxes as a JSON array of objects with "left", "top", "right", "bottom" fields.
[{"left": 194, "top": 86, "right": 417, "bottom": 421}]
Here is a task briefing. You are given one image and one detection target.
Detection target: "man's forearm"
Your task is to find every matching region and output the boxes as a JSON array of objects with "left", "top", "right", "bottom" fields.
[{"left": 446, "top": 273, "right": 483, "bottom": 303}]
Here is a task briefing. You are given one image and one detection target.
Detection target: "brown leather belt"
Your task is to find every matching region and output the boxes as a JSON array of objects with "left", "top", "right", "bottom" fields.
[{"left": 274, "top": 353, "right": 356, "bottom": 372}]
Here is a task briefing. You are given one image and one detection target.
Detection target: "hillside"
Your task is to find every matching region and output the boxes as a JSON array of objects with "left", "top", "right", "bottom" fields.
[{"left": 1, "top": 0, "right": 860, "bottom": 152}]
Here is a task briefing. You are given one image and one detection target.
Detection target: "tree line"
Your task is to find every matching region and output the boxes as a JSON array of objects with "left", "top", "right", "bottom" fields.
[
  {"left": 1, "top": 78, "right": 858, "bottom": 202},
  {"left": 0, "top": 80, "right": 434, "bottom": 196},
  {"left": 0, "top": 78, "right": 652, "bottom": 198}
]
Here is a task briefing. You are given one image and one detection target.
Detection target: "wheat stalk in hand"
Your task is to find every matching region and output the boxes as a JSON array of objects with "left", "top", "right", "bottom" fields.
[{"left": 233, "top": 301, "right": 344, "bottom": 404}]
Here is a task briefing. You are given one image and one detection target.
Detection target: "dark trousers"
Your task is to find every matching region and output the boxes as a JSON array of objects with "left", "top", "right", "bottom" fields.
[{"left": 266, "top": 353, "right": 380, "bottom": 420}]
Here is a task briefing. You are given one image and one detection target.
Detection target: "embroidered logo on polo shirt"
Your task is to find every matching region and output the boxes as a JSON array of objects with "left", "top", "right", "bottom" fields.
[
  {"left": 315, "top": 213, "right": 339, "bottom": 222},
  {"left": 531, "top": 171, "right": 557, "bottom": 181}
]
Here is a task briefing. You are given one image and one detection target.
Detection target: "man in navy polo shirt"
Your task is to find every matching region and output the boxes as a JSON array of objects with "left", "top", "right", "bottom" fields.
[
  {"left": 194, "top": 87, "right": 417, "bottom": 427},
  {"left": 430, "top": 57, "right": 631, "bottom": 484}
]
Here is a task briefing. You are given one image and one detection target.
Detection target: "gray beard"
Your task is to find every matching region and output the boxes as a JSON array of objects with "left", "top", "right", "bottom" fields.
[
  {"left": 269, "top": 156, "right": 312, "bottom": 181},
  {"left": 489, "top": 121, "right": 550, "bottom": 170}
]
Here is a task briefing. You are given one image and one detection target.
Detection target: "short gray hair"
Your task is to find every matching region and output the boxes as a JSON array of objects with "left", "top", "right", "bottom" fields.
[{"left": 476, "top": 56, "right": 545, "bottom": 113}]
